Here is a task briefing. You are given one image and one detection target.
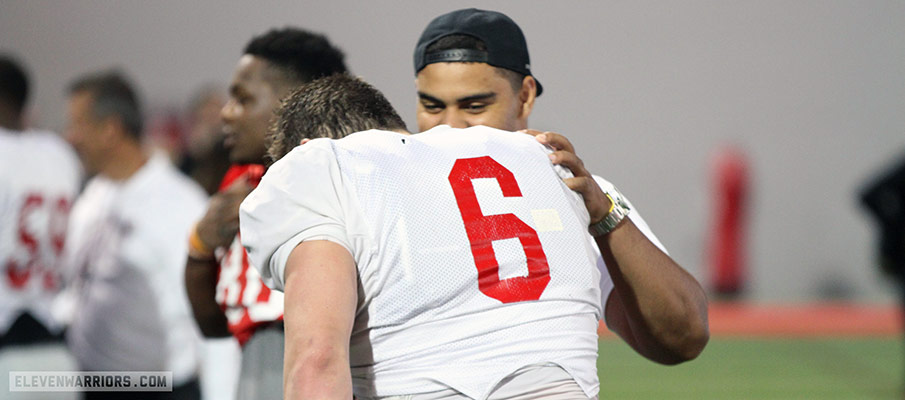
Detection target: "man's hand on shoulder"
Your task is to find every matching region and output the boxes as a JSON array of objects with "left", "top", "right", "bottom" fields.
[
  {"left": 197, "top": 178, "right": 255, "bottom": 251},
  {"left": 522, "top": 129, "right": 709, "bottom": 364},
  {"left": 522, "top": 129, "right": 612, "bottom": 224}
]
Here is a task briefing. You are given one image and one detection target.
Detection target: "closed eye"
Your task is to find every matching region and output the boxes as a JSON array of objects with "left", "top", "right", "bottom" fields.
[
  {"left": 420, "top": 100, "right": 444, "bottom": 113},
  {"left": 462, "top": 102, "right": 488, "bottom": 113}
]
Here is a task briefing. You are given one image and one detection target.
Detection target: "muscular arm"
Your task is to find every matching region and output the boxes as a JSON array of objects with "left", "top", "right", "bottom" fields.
[
  {"left": 598, "top": 219, "right": 709, "bottom": 364},
  {"left": 283, "top": 240, "right": 357, "bottom": 400},
  {"left": 532, "top": 130, "right": 709, "bottom": 364}
]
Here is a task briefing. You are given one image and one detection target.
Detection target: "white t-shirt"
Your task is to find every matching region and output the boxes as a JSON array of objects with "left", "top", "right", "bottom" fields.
[
  {"left": 0, "top": 128, "right": 82, "bottom": 335},
  {"left": 240, "top": 125, "right": 667, "bottom": 399},
  {"left": 63, "top": 155, "right": 206, "bottom": 385}
]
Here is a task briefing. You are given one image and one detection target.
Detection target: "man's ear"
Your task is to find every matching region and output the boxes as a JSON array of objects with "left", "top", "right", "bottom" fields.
[
  {"left": 100, "top": 116, "right": 123, "bottom": 146},
  {"left": 517, "top": 76, "right": 537, "bottom": 120}
]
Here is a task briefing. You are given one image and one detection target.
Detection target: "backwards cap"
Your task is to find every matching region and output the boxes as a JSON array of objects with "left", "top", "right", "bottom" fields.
[{"left": 414, "top": 8, "right": 543, "bottom": 96}]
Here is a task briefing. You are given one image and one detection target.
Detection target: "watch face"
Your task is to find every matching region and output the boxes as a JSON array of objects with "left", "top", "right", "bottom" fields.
[
  {"left": 589, "top": 188, "right": 631, "bottom": 237},
  {"left": 610, "top": 187, "right": 631, "bottom": 211}
]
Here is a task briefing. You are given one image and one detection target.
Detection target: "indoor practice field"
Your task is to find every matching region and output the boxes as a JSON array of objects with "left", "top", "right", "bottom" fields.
[{"left": 596, "top": 303, "right": 904, "bottom": 399}]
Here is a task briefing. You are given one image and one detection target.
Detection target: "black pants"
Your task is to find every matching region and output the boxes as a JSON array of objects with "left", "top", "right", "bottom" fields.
[
  {"left": 0, "top": 312, "right": 61, "bottom": 349},
  {"left": 82, "top": 378, "right": 200, "bottom": 400}
]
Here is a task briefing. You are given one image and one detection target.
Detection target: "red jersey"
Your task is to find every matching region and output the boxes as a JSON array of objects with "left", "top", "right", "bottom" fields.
[{"left": 213, "top": 165, "right": 283, "bottom": 346}]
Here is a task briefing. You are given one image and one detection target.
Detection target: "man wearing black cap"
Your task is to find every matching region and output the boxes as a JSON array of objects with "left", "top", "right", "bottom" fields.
[
  {"left": 243, "top": 74, "right": 611, "bottom": 400},
  {"left": 414, "top": 7, "right": 709, "bottom": 368},
  {"left": 414, "top": 9, "right": 539, "bottom": 133}
]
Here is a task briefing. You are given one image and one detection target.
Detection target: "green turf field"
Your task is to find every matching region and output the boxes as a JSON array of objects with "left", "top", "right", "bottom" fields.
[{"left": 597, "top": 337, "right": 903, "bottom": 399}]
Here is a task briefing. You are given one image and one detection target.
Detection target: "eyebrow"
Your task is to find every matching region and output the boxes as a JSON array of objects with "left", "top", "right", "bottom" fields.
[
  {"left": 456, "top": 92, "right": 496, "bottom": 104},
  {"left": 417, "top": 91, "right": 496, "bottom": 105},
  {"left": 417, "top": 92, "right": 443, "bottom": 104}
]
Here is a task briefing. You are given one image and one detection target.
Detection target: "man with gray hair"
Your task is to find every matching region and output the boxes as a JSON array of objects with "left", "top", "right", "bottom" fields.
[{"left": 63, "top": 71, "right": 206, "bottom": 400}]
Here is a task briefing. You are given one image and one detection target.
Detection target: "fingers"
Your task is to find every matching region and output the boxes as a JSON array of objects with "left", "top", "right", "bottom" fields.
[
  {"left": 197, "top": 178, "right": 251, "bottom": 249},
  {"left": 198, "top": 199, "right": 241, "bottom": 249},
  {"left": 563, "top": 176, "right": 595, "bottom": 193},
  {"left": 213, "top": 177, "right": 253, "bottom": 216},
  {"left": 564, "top": 176, "right": 611, "bottom": 223},
  {"left": 239, "top": 181, "right": 255, "bottom": 196},
  {"left": 549, "top": 149, "right": 590, "bottom": 178},
  {"left": 527, "top": 130, "right": 575, "bottom": 154},
  {"left": 225, "top": 176, "right": 254, "bottom": 195},
  {"left": 216, "top": 220, "right": 240, "bottom": 244},
  {"left": 209, "top": 190, "right": 245, "bottom": 213},
  {"left": 518, "top": 129, "right": 545, "bottom": 137},
  {"left": 522, "top": 129, "right": 611, "bottom": 222}
]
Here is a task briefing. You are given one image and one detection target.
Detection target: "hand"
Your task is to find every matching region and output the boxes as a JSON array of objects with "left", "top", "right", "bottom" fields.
[
  {"left": 521, "top": 129, "right": 612, "bottom": 224},
  {"left": 196, "top": 178, "right": 254, "bottom": 250}
]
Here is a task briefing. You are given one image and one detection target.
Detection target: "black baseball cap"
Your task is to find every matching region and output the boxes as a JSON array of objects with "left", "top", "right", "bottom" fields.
[{"left": 414, "top": 8, "right": 543, "bottom": 96}]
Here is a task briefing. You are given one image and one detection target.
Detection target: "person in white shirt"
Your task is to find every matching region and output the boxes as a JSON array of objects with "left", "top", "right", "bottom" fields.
[
  {"left": 63, "top": 71, "right": 205, "bottom": 400},
  {"left": 240, "top": 74, "right": 667, "bottom": 399},
  {"left": 0, "top": 54, "right": 82, "bottom": 400}
]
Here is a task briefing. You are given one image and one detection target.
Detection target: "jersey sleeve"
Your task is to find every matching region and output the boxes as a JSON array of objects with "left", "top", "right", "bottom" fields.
[
  {"left": 239, "top": 140, "right": 355, "bottom": 291},
  {"left": 591, "top": 175, "right": 668, "bottom": 254}
]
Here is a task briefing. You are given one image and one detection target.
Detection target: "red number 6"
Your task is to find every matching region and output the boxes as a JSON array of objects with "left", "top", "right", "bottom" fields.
[{"left": 448, "top": 156, "right": 550, "bottom": 304}]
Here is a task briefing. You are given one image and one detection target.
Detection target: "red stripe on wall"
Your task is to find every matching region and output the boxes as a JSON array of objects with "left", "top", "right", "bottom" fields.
[{"left": 598, "top": 302, "right": 903, "bottom": 338}]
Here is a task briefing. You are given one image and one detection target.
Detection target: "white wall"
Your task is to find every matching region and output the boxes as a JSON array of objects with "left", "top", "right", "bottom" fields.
[{"left": 2, "top": 0, "right": 903, "bottom": 302}]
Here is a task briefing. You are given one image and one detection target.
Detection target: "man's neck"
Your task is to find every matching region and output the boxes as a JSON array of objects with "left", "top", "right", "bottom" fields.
[
  {"left": 101, "top": 140, "right": 149, "bottom": 181},
  {"left": 513, "top": 120, "right": 528, "bottom": 132},
  {"left": 0, "top": 109, "right": 23, "bottom": 131}
]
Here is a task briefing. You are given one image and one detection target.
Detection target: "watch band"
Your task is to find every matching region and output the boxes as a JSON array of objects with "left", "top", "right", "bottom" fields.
[{"left": 588, "top": 187, "right": 631, "bottom": 237}]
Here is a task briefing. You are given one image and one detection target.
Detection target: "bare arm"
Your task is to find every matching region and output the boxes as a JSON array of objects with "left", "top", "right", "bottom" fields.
[
  {"left": 597, "top": 219, "right": 709, "bottom": 364},
  {"left": 283, "top": 240, "right": 357, "bottom": 400},
  {"left": 185, "top": 255, "right": 230, "bottom": 337},
  {"left": 185, "top": 179, "right": 252, "bottom": 337},
  {"left": 531, "top": 130, "right": 709, "bottom": 364}
]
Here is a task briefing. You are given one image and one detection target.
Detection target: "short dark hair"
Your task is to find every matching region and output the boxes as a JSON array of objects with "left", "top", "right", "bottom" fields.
[
  {"left": 0, "top": 54, "right": 29, "bottom": 116},
  {"left": 244, "top": 27, "right": 348, "bottom": 86},
  {"left": 425, "top": 34, "right": 525, "bottom": 93},
  {"left": 268, "top": 74, "right": 407, "bottom": 162},
  {"left": 68, "top": 71, "right": 143, "bottom": 140}
]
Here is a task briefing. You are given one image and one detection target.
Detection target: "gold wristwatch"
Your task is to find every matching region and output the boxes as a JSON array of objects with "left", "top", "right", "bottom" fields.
[{"left": 588, "top": 186, "right": 631, "bottom": 237}]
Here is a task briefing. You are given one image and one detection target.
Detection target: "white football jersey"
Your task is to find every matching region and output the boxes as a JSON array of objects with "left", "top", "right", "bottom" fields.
[
  {"left": 0, "top": 128, "right": 82, "bottom": 335},
  {"left": 63, "top": 155, "right": 206, "bottom": 385},
  {"left": 241, "top": 125, "right": 666, "bottom": 399}
]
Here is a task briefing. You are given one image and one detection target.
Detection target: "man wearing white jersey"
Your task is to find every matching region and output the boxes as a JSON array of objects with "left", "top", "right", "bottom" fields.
[
  {"left": 413, "top": 9, "right": 709, "bottom": 366},
  {"left": 242, "top": 75, "right": 607, "bottom": 399},
  {"left": 0, "top": 54, "right": 81, "bottom": 399},
  {"left": 63, "top": 71, "right": 205, "bottom": 399}
]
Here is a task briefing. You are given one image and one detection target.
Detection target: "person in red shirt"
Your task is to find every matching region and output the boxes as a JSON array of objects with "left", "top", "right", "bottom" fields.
[{"left": 183, "top": 27, "right": 347, "bottom": 400}]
